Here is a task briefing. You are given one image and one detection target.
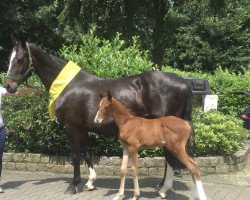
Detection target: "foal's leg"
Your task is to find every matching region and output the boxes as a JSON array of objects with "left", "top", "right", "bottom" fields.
[
  {"left": 157, "top": 162, "right": 174, "bottom": 198},
  {"left": 113, "top": 148, "right": 130, "bottom": 200},
  {"left": 64, "top": 127, "right": 82, "bottom": 195},
  {"left": 129, "top": 150, "right": 140, "bottom": 200},
  {"left": 174, "top": 149, "right": 207, "bottom": 200},
  {"left": 81, "top": 133, "right": 97, "bottom": 191}
]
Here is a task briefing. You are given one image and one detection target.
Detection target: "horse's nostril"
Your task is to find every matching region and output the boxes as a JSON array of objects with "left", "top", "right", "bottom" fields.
[{"left": 4, "top": 84, "right": 10, "bottom": 91}]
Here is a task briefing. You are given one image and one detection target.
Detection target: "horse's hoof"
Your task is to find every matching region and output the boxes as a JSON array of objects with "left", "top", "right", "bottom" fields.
[
  {"left": 83, "top": 184, "right": 95, "bottom": 191},
  {"left": 155, "top": 184, "right": 162, "bottom": 192},
  {"left": 64, "top": 185, "right": 76, "bottom": 195}
]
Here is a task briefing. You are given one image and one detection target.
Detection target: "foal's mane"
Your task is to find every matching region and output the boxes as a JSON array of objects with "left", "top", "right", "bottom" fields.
[{"left": 112, "top": 97, "right": 135, "bottom": 116}]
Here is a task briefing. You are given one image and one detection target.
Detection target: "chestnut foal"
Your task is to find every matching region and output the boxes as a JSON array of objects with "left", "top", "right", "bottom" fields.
[{"left": 94, "top": 92, "right": 207, "bottom": 200}]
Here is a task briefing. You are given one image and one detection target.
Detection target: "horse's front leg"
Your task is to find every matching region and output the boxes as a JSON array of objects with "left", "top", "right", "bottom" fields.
[
  {"left": 81, "top": 133, "right": 97, "bottom": 191},
  {"left": 64, "top": 127, "right": 82, "bottom": 195}
]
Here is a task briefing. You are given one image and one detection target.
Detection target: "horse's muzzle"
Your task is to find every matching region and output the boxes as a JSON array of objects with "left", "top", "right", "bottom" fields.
[{"left": 4, "top": 83, "right": 17, "bottom": 93}]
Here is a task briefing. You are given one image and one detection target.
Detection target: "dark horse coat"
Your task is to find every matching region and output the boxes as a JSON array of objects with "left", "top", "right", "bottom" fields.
[{"left": 5, "top": 39, "right": 193, "bottom": 194}]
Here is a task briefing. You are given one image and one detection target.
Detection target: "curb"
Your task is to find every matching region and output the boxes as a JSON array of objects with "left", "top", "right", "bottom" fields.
[{"left": 3, "top": 140, "right": 250, "bottom": 176}]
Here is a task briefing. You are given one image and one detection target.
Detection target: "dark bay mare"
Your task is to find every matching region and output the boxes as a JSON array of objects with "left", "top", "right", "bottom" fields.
[
  {"left": 4, "top": 36, "right": 193, "bottom": 195},
  {"left": 94, "top": 92, "right": 206, "bottom": 200}
]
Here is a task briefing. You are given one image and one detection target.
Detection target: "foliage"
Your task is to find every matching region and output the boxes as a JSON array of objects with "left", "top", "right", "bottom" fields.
[
  {"left": 60, "top": 27, "right": 154, "bottom": 78},
  {"left": 1, "top": 0, "right": 249, "bottom": 73},
  {"left": 3, "top": 91, "right": 69, "bottom": 155},
  {"left": 192, "top": 109, "right": 249, "bottom": 156},
  {"left": 208, "top": 68, "right": 250, "bottom": 114},
  {"left": 164, "top": 0, "right": 250, "bottom": 72},
  {"left": 0, "top": 0, "right": 64, "bottom": 72}
]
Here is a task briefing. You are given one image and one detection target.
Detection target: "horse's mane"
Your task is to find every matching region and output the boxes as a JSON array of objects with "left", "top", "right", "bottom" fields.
[{"left": 32, "top": 43, "right": 67, "bottom": 61}]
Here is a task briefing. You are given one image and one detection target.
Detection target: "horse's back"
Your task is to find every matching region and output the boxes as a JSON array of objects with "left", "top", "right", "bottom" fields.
[{"left": 134, "top": 70, "right": 192, "bottom": 119}]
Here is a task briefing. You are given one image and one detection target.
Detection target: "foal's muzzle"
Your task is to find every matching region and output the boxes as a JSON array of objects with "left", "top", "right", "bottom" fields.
[{"left": 94, "top": 115, "right": 102, "bottom": 124}]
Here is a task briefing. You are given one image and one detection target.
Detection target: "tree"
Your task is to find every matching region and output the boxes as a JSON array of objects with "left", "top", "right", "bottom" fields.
[
  {"left": 0, "top": 0, "right": 63, "bottom": 72},
  {"left": 1, "top": 0, "right": 249, "bottom": 73},
  {"left": 163, "top": 0, "right": 250, "bottom": 72}
]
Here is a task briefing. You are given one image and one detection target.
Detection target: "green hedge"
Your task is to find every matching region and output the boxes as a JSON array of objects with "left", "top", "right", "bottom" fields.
[{"left": 1, "top": 30, "right": 249, "bottom": 157}]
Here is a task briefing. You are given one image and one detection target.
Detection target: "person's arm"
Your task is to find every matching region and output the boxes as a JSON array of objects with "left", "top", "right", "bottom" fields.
[{"left": 5, "top": 88, "right": 43, "bottom": 96}]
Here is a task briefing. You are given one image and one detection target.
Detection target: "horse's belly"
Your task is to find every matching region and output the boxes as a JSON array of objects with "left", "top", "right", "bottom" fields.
[{"left": 136, "top": 120, "right": 165, "bottom": 148}]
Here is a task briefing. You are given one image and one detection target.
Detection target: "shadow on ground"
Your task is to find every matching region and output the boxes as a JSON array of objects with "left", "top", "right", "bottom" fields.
[{"left": 3, "top": 175, "right": 192, "bottom": 199}]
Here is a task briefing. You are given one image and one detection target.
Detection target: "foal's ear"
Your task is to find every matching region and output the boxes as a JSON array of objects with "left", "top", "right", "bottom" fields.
[
  {"left": 107, "top": 90, "right": 112, "bottom": 101},
  {"left": 97, "top": 90, "right": 104, "bottom": 98}
]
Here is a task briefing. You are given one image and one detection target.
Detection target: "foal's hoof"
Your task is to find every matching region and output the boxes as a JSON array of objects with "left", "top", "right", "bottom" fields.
[
  {"left": 112, "top": 192, "right": 125, "bottom": 200},
  {"left": 155, "top": 191, "right": 166, "bottom": 199},
  {"left": 64, "top": 185, "right": 76, "bottom": 195},
  {"left": 132, "top": 194, "right": 141, "bottom": 200}
]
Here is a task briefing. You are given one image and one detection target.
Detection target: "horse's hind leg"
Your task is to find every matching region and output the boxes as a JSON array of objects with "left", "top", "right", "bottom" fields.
[
  {"left": 113, "top": 148, "right": 130, "bottom": 200},
  {"left": 157, "top": 162, "right": 174, "bottom": 198},
  {"left": 81, "top": 133, "right": 97, "bottom": 191}
]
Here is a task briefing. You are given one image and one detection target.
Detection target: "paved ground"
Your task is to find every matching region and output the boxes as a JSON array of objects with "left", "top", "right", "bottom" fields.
[{"left": 0, "top": 156, "right": 249, "bottom": 200}]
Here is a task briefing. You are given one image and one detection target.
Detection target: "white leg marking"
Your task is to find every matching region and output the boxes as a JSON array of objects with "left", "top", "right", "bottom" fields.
[
  {"left": 131, "top": 152, "right": 140, "bottom": 200},
  {"left": 113, "top": 149, "right": 129, "bottom": 200},
  {"left": 8, "top": 50, "right": 16, "bottom": 73},
  {"left": 193, "top": 180, "right": 199, "bottom": 199},
  {"left": 85, "top": 167, "right": 97, "bottom": 190},
  {"left": 195, "top": 180, "right": 207, "bottom": 200},
  {"left": 158, "top": 162, "right": 174, "bottom": 198}
]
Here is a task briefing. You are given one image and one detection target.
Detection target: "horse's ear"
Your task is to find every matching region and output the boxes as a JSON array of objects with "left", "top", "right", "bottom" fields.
[
  {"left": 11, "top": 33, "right": 26, "bottom": 47},
  {"left": 107, "top": 90, "right": 112, "bottom": 101},
  {"left": 11, "top": 33, "right": 19, "bottom": 45}
]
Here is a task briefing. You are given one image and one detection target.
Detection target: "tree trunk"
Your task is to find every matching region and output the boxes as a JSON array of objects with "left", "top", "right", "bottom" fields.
[{"left": 152, "top": 0, "right": 169, "bottom": 70}]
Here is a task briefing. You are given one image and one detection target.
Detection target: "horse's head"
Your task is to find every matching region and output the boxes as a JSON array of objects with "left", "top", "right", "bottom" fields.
[
  {"left": 4, "top": 35, "right": 33, "bottom": 93},
  {"left": 94, "top": 91, "right": 113, "bottom": 124}
]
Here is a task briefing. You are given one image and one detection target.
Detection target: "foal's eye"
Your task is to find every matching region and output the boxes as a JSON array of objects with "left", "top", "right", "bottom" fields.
[{"left": 104, "top": 107, "right": 108, "bottom": 111}]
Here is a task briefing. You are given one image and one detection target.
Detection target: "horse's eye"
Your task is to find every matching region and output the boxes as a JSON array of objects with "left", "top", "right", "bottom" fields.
[
  {"left": 104, "top": 107, "right": 108, "bottom": 111},
  {"left": 17, "top": 58, "right": 24, "bottom": 63}
]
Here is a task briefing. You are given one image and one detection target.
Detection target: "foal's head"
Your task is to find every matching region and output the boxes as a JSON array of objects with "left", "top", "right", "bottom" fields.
[{"left": 94, "top": 91, "right": 113, "bottom": 124}]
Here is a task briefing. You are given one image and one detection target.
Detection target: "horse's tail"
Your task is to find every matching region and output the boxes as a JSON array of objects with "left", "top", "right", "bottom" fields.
[
  {"left": 183, "top": 83, "right": 193, "bottom": 121},
  {"left": 184, "top": 86, "right": 195, "bottom": 155}
]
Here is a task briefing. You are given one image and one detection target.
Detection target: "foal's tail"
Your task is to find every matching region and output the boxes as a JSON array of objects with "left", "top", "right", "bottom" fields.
[
  {"left": 164, "top": 124, "right": 195, "bottom": 170},
  {"left": 186, "top": 124, "right": 195, "bottom": 156}
]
